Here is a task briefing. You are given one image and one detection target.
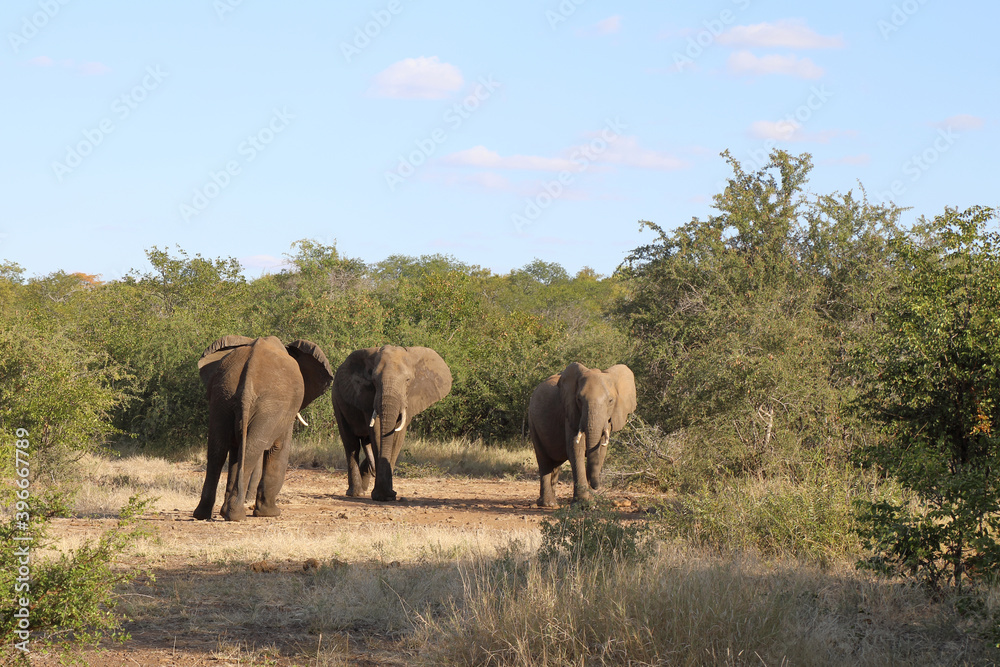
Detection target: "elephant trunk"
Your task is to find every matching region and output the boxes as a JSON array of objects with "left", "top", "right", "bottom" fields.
[
  {"left": 378, "top": 385, "right": 405, "bottom": 437},
  {"left": 583, "top": 410, "right": 610, "bottom": 491}
]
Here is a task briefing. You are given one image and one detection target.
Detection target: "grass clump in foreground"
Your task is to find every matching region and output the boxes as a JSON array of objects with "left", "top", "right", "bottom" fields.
[
  {"left": 417, "top": 502, "right": 1000, "bottom": 666},
  {"left": 420, "top": 543, "right": 1000, "bottom": 666}
]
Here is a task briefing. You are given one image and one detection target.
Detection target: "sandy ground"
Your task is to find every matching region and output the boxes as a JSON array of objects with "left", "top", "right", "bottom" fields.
[{"left": 21, "top": 464, "right": 643, "bottom": 666}]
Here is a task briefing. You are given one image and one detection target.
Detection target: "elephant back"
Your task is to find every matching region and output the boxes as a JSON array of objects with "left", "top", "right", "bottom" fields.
[{"left": 197, "top": 335, "right": 257, "bottom": 387}]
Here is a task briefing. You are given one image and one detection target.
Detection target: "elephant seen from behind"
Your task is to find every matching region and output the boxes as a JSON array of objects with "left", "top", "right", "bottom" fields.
[
  {"left": 528, "top": 362, "right": 636, "bottom": 506},
  {"left": 193, "top": 335, "right": 334, "bottom": 521},
  {"left": 332, "top": 345, "right": 452, "bottom": 501}
]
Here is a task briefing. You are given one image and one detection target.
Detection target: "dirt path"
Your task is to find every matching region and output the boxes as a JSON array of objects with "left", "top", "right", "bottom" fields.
[{"left": 26, "top": 466, "right": 644, "bottom": 666}]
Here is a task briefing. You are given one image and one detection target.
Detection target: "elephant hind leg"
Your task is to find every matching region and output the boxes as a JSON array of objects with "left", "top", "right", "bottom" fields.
[
  {"left": 254, "top": 435, "right": 290, "bottom": 517},
  {"left": 530, "top": 424, "right": 560, "bottom": 508},
  {"left": 194, "top": 414, "right": 232, "bottom": 520},
  {"left": 536, "top": 459, "right": 561, "bottom": 508},
  {"left": 336, "top": 412, "right": 369, "bottom": 497},
  {"left": 359, "top": 440, "right": 375, "bottom": 493}
]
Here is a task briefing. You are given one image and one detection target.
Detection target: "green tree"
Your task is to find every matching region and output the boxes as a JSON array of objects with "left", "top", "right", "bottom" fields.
[
  {"left": 614, "top": 150, "right": 897, "bottom": 484},
  {"left": 852, "top": 206, "right": 1000, "bottom": 590}
]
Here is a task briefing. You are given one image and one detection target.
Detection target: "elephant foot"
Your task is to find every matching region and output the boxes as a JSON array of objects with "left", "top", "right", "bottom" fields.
[
  {"left": 220, "top": 504, "right": 246, "bottom": 521},
  {"left": 371, "top": 487, "right": 398, "bottom": 502},
  {"left": 193, "top": 504, "right": 214, "bottom": 520},
  {"left": 253, "top": 504, "right": 281, "bottom": 518},
  {"left": 537, "top": 496, "right": 558, "bottom": 508},
  {"left": 570, "top": 488, "right": 595, "bottom": 507}
]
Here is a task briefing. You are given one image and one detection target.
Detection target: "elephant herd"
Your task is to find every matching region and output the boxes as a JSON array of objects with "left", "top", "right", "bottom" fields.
[{"left": 192, "top": 335, "right": 636, "bottom": 521}]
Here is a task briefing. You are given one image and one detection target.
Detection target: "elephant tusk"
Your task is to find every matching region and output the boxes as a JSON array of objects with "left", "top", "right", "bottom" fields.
[
  {"left": 394, "top": 408, "right": 407, "bottom": 432},
  {"left": 574, "top": 431, "right": 584, "bottom": 446},
  {"left": 370, "top": 409, "right": 377, "bottom": 428},
  {"left": 296, "top": 412, "right": 309, "bottom": 427}
]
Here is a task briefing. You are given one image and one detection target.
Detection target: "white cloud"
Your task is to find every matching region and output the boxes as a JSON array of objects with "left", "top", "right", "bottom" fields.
[
  {"left": 749, "top": 120, "right": 845, "bottom": 143},
  {"left": 933, "top": 114, "right": 985, "bottom": 131},
  {"left": 240, "top": 254, "right": 290, "bottom": 273},
  {"left": 25, "top": 56, "right": 111, "bottom": 75},
  {"left": 750, "top": 120, "right": 799, "bottom": 141},
  {"left": 369, "top": 56, "right": 463, "bottom": 100},
  {"left": 596, "top": 136, "right": 686, "bottom": 170},
  {"left": 595, "top": 15, "right": 622, "bottom": 35},
  {"left": 78, "top": 61, "right": 111, "bottom": 76},
  {"left": 444, "top": 146, "right": 579, "bottom": 172},
  {"left": 443, "top": 136, "right": 686, "bottom": 173},
  {"left": 824, "top": 154, "right": 871, "bottom": 166},
  {"left": 727, "top": 51, "right": 824, "bottom": 79},
  {"left": 719, "top": 19, "right": 844, "bottom": 49}
]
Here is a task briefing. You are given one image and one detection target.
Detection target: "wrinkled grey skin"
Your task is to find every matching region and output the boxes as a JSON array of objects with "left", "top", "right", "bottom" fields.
[
  {"left": 332, "top": 345, "right": 451, "bottom": 501},
  {"left": 528, "top": 362, "right": 637, "bottom": 506},
  {"left": 193, "top": 336, "right": 333, "bottom": 521}
]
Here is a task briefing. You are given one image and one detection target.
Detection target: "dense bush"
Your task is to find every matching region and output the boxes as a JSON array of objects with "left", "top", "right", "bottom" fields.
[
  {"left": 0, "top": 266, "right": 152, "bottom": 652},
  {"left": 851, "top": 206, "right": 1000, "bottom": 590},
  {"left": 614, "top": 150, "right": 899, "bottom": 486}
]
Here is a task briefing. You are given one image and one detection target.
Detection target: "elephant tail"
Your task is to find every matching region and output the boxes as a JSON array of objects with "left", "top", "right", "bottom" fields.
[{"left": 235, "top": 394, "right": 253, "bottom": 512}]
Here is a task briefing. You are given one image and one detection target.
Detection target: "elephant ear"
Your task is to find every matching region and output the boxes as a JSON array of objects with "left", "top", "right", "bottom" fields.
[
  {"left": 605, "top": 364, "right": 637, "bottom": 432},
  {"left": 556, "top": 362, "right": 588, "bottom": 426},
  {"left": 197, "top": 335, "right": 256, "bottom": 387},
  {"left": 405, "top": 347, "right": 452, "bottom": 416},
  {"left": 286, "top": 339, "right": 335, "bottom": 410},
  {"left": 334, "top": 348, "right": 379, "bottom": 412}
]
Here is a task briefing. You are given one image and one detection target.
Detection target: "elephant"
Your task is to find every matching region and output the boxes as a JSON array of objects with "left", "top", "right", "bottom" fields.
[
  {"left": 332, "top": 345, "right": 452, "bottom": 501},
  {"left": 528, "top": 362, "right": 636, "bottom": 506},
  {"left": 193, "top": 335, "right": 334, "bottom": 521}
]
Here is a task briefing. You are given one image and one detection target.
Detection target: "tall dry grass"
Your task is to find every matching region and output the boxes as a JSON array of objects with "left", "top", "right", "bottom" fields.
[{"left": 420, "top": 542, "right": 998, "bottom": 666}]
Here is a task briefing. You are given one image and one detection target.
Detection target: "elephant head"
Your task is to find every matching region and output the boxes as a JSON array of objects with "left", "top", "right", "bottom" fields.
[
  {"left": 332, "top": 345, "right": 451, "bottom": 501},
  {"left": 193, "top": 335, "right": 334, "bottom": 521}
]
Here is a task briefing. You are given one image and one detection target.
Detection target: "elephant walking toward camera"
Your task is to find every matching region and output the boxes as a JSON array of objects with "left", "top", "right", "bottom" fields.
[
  {"left": 193, "top": 335, "right": 334, "bottom": 521},
  {"left": 528, "top": 362, "right": 636, "bottom": 506},
  {"left": 332, "top": 345, "right": 452, "bottom": 501}
]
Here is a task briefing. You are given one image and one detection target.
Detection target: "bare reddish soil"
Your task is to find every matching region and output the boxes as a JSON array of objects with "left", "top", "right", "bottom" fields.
[{"left": 22, "top": 466, "right": 644, "bottom": 666}]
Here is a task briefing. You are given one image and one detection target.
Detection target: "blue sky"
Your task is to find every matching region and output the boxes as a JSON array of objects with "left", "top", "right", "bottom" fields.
[{"left": 2, "top": 1, "right": 996, "bottom": 280}]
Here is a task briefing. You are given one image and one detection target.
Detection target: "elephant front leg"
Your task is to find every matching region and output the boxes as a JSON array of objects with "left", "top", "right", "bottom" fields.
[
  {"left": 371, "top": 431, "right": 400, "bottom": 501},
  {"left": 371, "top": 456, "right": 397, "bottom": 501}
]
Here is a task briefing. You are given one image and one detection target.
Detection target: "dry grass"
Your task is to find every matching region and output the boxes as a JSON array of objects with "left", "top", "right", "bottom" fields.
[
  {"left": 292, "top": 434, "right": 537, "bottom": 479},
  {"left": 74, "top": 452, "right": 204, "bottom": 516},
  {"left": 75, "top": 436, "right": 534, "bottom": 517},
  {"left": 420, "top": 542, "right": 999, "bottom": 666},
  {"left": 49, "top": 448, "right": 1000, "bottom": 665}
]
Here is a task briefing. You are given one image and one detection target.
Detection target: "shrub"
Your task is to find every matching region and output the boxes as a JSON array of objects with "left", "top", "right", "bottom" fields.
[
  {"left": 0, "top": 496, "right": 153, "bottom": 651},
  {"left": 537, "top": 499, "right": 651, "bottom": 564}
]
